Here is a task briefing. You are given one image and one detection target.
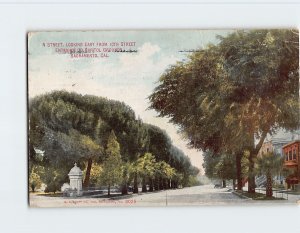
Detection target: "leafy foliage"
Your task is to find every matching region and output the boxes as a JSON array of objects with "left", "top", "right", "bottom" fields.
[
  {"left": 29, "top": 91, "right": 201, "bottom": 194},
  {"left": 42, "top": 167, "right": 68, "bottom": 193},
  {"left": 29, "top": 166, "right": 43, "bottom": 192},
  {"left": 149, "top": 29, "right": 299, "bottom": 192},
  {"left": 99, "top": 131, "right": 123, "bottom": 196},
  {"left": 255, "top": 152, "right": 284, "bottom": 197},
  {"left": 135, "top": 153, "right": 156, "bottom": 181},
  {"left": 203, "top": 152, "right": 236, "bottom": 180},
  {"left": 82, "top": 163, "right": 102, "bottom": 186}
]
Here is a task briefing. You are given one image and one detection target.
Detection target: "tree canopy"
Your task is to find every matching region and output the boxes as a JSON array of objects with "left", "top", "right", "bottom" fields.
[
  {"left": 99, "top": 130, "right": 123, "bottom": 196},
  {"left": 149, "top": 29, "right": 299, "bottom": 192},
  {"left": 29, "top": 91, "right": 198, "bottom": 193}
]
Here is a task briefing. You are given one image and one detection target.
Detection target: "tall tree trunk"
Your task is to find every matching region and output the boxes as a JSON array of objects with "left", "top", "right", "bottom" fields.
[
  {"left": 154, "top": 178, "right": 159, "bottom": 190},
  {"left": 149, "top": 179, "right": 154, "bottom": 192},
  {"left": 164, "top": 179, "right": 169, "bottom": 189},
  {"left": 248, "top": 129, "right": 269, "bottom": 193},
  {"left": 83, "top": 158, "right": 92, "bottom": 188},
  {"left": 164, "top": 179, "right": 168, "bottom": 189},
  {"left": 174, "top": 181, "right": 178, "bottom": 189},
  {"left": 133, "top": 173, "right": 138, "bottom": 193},
  {"left": 121, "top": 183, "right": 128, "bottom": 195},
  {"left": 142, "top": 177, "right": 147, "bottom": 192},
  {"left": 236, "top": 152, "right": 243, "bottom": 190},
  {"left": 222, "top": 180, "right": 226, "bottom": 188},
  {"left": 159, "top": 178, "right": 164, "bottom": 190},
  {"left": 108, "top": 184, "right": 111, "bottom": 197},
  {"left": 266, "top": 171, "right": 273, "bottom": 197},
  {"left": 171, "top": 180, "right": 174, "bottom": 189},
  {"left": 247, "top": 132, "right": 256, "bottom": 193},
  {"left": 248, "top": 152, "right": 256, "bottom": 193}
]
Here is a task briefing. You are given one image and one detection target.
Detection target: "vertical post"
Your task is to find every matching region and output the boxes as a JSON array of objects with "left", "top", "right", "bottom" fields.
[{"left": 166, "top": 190, "right": 168, "bottom": 206}]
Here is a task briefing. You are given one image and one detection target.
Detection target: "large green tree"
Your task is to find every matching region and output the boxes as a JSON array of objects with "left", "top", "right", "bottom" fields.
[
  {"left": 255, "top": 152, "right": 284, "bottom": 197},
  {"left": 203, "top": 151, "right": 234, "bottom": 187},
  {"left": 29, "top": 166, "right": 43, "bottom": 192},
  {"left": 149, "top": 29, "right": 299, "bottom": 193},
  {"left": 99, "top": 130, "right": 123, "bottom": 197},
  {"left": 29, "top": 91, "right": 201, "bottom": 193},
  {"left": 218, "top": 29, "right": 299, "bottom": 192},
  {"left": 128, "top": 120, "right": 150, "bottom": 193},
  {"left": 135, "top": 153, "right": 156, "bottom": 192},
  {"left": 29, "top": 91, "right": 139, "bottom": 188},
  {"left": 155, "top": 161, "right": 176, "bottom": 190}
]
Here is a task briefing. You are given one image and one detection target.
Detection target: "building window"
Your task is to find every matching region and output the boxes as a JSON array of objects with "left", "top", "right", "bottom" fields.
[
  {"left": 293, "top": 149, "right": 296, "bottom": 160},
  {"left": 289, "top": 151, "right": 292, "bottom": 160},
  {"left": 286, "top": 153, "right": 288, "bottom": 161}
]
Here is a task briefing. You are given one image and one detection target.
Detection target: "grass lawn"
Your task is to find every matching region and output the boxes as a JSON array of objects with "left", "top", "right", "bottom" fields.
[
  {"left": 235, "top": 190, "right": 285, "bottom": 200},
  {"left": 30, "top": 191, "right": 63, "bottom": 197}
]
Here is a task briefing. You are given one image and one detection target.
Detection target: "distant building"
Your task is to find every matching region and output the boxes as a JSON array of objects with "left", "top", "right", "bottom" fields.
[
  {"left": 282, "top": 140, "right": 300, "bottom": 189},
  {"left": 257, "top": 129, "right": 300, "bottom": 186},
  {"left": 258, "top": 129, "right": 300, "bottom": 156},
  {"left": 258, "top": 138, "right": 291, "bottom": 157}
]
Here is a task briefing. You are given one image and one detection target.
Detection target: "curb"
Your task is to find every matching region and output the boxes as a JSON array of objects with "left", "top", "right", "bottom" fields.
[{"left": 232, "top": 191, "right": 252, "bottom": 200}]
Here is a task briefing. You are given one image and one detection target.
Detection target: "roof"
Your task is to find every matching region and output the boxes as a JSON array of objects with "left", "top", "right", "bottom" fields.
[
  {"left": 266, "top": 129, "right": 300, "bottom": 142},
  {"left": 282, "top": 140, "right": 300, "bottom": 149},
  {"left": 68, "top": 163, "right": 83, "bottom": 176}
]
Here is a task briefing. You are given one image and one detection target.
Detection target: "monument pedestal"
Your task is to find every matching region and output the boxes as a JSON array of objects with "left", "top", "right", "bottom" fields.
[{"left": 68, "top": 163, "right": 83, "bottom": 196}]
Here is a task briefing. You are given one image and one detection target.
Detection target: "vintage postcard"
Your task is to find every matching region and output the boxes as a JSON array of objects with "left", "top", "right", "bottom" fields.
[{"left": 28, "top": 30, "right": 300, "bottom": 207}]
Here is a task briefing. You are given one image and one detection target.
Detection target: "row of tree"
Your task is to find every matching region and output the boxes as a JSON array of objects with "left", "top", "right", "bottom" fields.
[
  {"left": 29, "top": 91, "right": 200, "bottom": 195},
  {"left": 203, "top": 150, "right": 287, "bottom": 197},
  {"left": 149, "top": 29, "right": 299, "bottom": 196},
  {"left": 100, "top": 133, "right": 189, "bottom": 196}
]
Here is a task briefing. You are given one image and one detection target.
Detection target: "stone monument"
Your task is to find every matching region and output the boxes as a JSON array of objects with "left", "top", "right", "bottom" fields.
[{"left": 68, "top": 163, "right": 83, "bottom": 196}]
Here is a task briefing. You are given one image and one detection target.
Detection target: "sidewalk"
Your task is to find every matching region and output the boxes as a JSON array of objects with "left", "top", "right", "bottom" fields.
[{"left": 238, "top": 186, "right": 300, "bottom": 204}]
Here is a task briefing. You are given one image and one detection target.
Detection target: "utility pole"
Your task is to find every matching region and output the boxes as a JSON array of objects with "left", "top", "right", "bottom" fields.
[{"left": 166, "top": 190, "right": 168, "bottom": 206}]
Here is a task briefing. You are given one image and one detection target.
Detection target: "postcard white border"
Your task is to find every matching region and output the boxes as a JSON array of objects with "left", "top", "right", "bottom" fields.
[{"left": 0, "top": 2, "right": 299, "bottom": 233}]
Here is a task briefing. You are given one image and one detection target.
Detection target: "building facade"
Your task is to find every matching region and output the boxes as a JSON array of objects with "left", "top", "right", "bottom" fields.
[
  {"left": 282, "top": 140, "right": 300, "bottom": 189},
  {"left": 258, "top": 138, "right": 291, "bottom": 185},
  {"left": 257, "top": 129, "right": 300, "bottom": 186},
  {"left": 258, "top": 138, "right": 293, "bottom": 157}
]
